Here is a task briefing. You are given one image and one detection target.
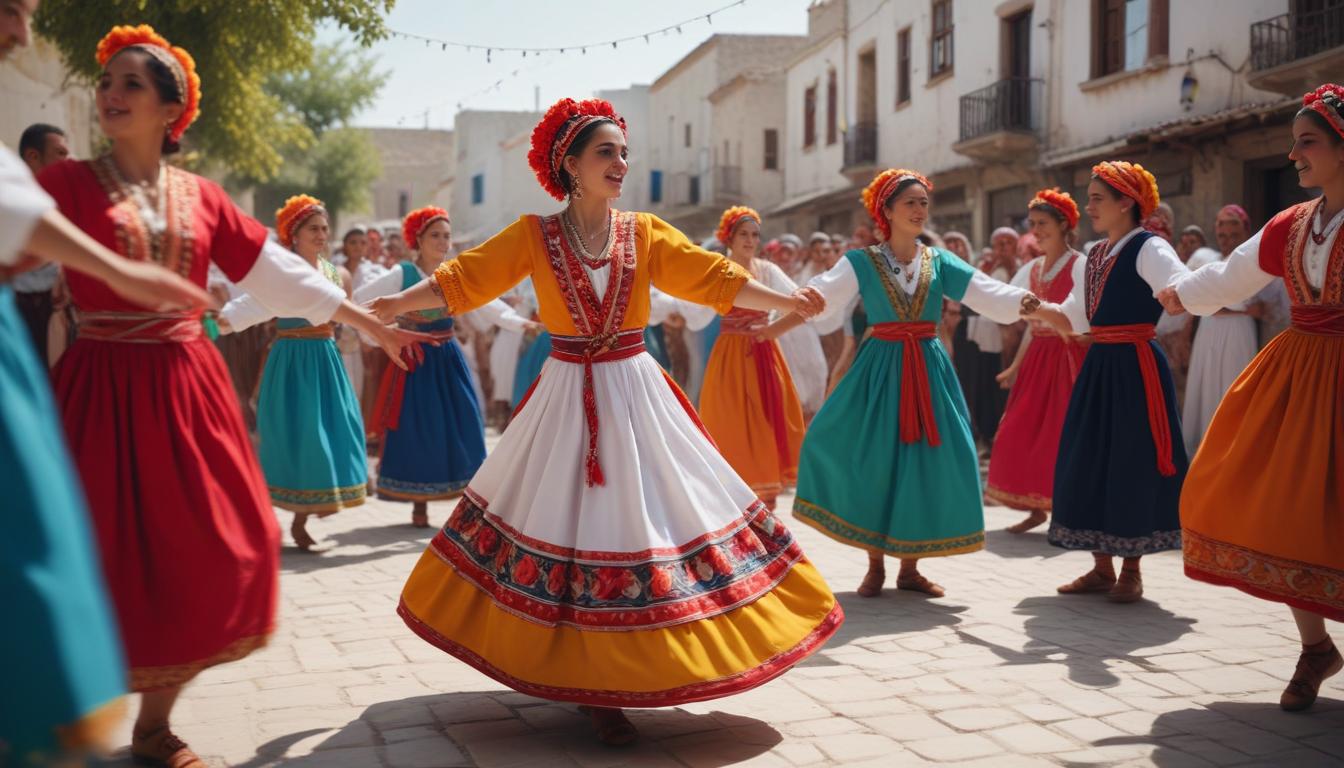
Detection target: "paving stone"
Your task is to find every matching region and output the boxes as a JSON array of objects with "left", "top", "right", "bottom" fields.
[
  {"left": 905, "top": 732, "right": 1002, "bottom": 761},
  {"left": 985, "top": 722, "right": 1081, "bottom": 753},
  {"left": 934, "top": 706, "right": 1024, "bottom": 731}
]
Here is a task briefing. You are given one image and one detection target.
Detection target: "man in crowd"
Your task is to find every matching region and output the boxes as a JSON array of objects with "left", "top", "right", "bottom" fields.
[{"left": 13, "top": 123, "right": 71, "bottom": 365}]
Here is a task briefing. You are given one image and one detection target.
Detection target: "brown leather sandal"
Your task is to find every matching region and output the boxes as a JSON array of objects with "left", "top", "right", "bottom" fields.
[
  {"left": 857, "top": 567, "right": 886, "bottom": 598},
  {"left": 1106, "top": 570, "right": 1144, "bottom": 603},
  {"left": 578, "top": 706, "right": 638, "bottom": 746},
  {"left": 896, "top": 572, "right": 946, "bottom": 597},
  {"left": 131, "top": 727, "right": 205, "bottom": 768},
  {"left": 1281, "top": 640, "right": 1343, "bottom": 712},
  {"left": 1057, "top": 569, "right": 1116, "bottom": 594}
]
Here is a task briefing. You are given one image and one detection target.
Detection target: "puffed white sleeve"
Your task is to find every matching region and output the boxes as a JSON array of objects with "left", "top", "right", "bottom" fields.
[
  {"left": 1009, "top": 260, "right": 1034, "bottom": 289},
  {"left": 218, "top": 292, "right": 276, "bottom": 333},
  {"left": 0, "top": 146, "right": 55, "bottom": 265},
  {"left": 465, "top": 298, "right": 532, "bottom": 333},
  {"left": 1174, "top": 228, "right": 1276, "bottom": 316},
  {"left": 804, "top": 258, "right": 861, "bottom": 327},
  {"left": 1135, "top": 236, "right": 1190, "bottom": 296},
  {"left": 353, "top": 265, "right": 407, "bottom": 305},
  {"left": 961, "top": 269, "right": 1031, "bottom": 324},
  {"left": 234, "top": 240, "right": 345, "bottom": 326}
]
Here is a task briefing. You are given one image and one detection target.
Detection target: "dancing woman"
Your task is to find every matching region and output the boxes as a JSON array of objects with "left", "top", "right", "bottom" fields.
[
  {"left": 698, "top": 206, "right": 807, "bottom": 510},
  {"left": 1163, "top": 84, "right": 1344, "bottom": 711},
  {"left": 985, "top": 189, "right": 1089, "bottom": 533},
  {"left": 1048, "top": 161, "right": 1189, "bottom": 603},
  {"left": 36, "top": 26, "right": 425, "bottom": 766},
  {"left": 765, "top": 169, "right": 1067, "bottom": 597},
  {"left": 369, "top": 98, "right": 842, "bottom": 744},
  {"left": 219, "top": 195, "right": 368, "bottom": 550}
]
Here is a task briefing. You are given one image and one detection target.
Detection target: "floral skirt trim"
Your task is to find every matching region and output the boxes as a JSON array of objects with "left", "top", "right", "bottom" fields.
[
  {"left": 396, "top": 597, "right": 843, "bottom": 708},
  {"left": 376, "top": 478, "right": 468, "bottom": 502},
  {"left": 1183, "top": 528, "right": 1343, "bottom": 622},
  {"left": 128, "top": 633, "right": 268, "bottom": 692},
  {"left": 793, "top": 499, "right": 985, "bottom": 558},
  {"left": 984, "top": 485, "right": 1052, "bottom": 512},
  {"left": 433, "top": 491, "right": 805, "bottom": 630},
  {"left": 1046, "top": 523, "right": 1181, "bottom": 557},
  {"left": 270, "top": 483, "right": 366, "bottom": 516}
]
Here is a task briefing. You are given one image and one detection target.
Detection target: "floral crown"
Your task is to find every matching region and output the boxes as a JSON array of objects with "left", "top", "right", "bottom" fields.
[
  {"left": 402, "top": 206, "right": 450, "bottom": 250},
  {"left": 275, "top": 195, "right": 326, "bottom": 249},
  {"left": 716, "top": 205, "right": 760, "bottom": 246},
  {"left": 527, "top": 98, "right": 627, "bottom": 201},
  {"left": 96, "top": 25, "right": 200, "bottom": 143},
  {"left": 861, "top": 169, "right": 932, "bottom": 240},
  {"left": 1092, "top": 161, "right": 1160, "bottom": 220},
  {"left": 1302, "top": 83, "right": 1344, "bottom": 141},
  {"left": 1028, "top": 188, "right": 1080, "bottom": 230}
]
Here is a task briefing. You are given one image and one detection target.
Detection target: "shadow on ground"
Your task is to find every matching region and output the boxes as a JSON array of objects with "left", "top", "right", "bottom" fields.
[
  {"left": 219, "top": 692, "right": 782, "bottom": 767},
  {"left": 953, "top": 595, "right": 1196, "bottom": 686},
  {"left": 279, "top": 521, "right": 436, "bottom": 574},
  {"left": 1090, "top": 700, "right": 1344, "bottom": 766},
  {"left": 801, "top": 590, "right": 969, "bottom": 665}
]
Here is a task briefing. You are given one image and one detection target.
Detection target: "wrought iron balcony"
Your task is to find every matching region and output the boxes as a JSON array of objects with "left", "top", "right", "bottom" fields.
[
  {"left": 953, "top": 78, "right": 1042, "bottom": 161},
  {"left": 1248, "top": 6, "right": 1344, "bottom": 96},
  {"left": 843, "top": 121, "right": 878, "bottom": 169}
]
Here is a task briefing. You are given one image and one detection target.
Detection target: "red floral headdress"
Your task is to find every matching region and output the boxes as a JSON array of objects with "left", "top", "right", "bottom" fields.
[
  {"left": 402, "top": 206, "right": 450, "bottom": 250},
  {"left": 861, "top": 169, "right": 933, "bottom": 240},
  {"left": 1302, "top": 84, "right": 1344, "bottom": 141},
  {"left": 96, "top": 25, "right": 201, "bottom": 143},
  {"left": 275, "top": 194, "right": 326, "bottom": 249},
  {"left": 1028, "top": 187, "right": 1080, "bottom": 230},
  {"left": 1092, "top": 161, "right": 1160, "bottom": 220},
  {"left": 716, "top": 205, "right": 760, "bottom": 246},
  {"left": 527, "top": 98, "right": 627, "bottom": 201}
]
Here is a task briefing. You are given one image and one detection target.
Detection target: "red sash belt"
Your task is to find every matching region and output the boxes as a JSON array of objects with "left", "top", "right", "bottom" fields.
[
  {"left": 550, "top": 329, "right": 648, "bottom": 487},
  {"left": 870, "top": 321, "right": 940, "bottom": 446},
  {"left": 1090, "top": 323, "right": 1176, "bottom": 477},
  {"left": 76, "top": 311, "right": 202, "bottom": 343},
  {"left": 276, "top": 324, "right": 335, "bottom": 340},
  {"left": 371, "top": 328, "right": 455, "bottom": 435},
  {"left": 1291, "top": 305, "right": 1344, "bottom": 336}
]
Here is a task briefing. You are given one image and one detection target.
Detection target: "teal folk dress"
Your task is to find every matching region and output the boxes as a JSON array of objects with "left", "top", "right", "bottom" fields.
[
  {"left": 794, "top": 246, "right": 1031, "bottom": 557},
  {"left": 255, "top": 259, "right": 367, "bottom": 514}
]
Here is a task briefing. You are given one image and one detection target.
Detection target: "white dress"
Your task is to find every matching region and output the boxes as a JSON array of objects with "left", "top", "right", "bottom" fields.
[
  {"left": 755, "top": 260, "right": 828, "bottom": 414},
  {"left": 1180, "top": 249, "right": 1258, "bottom": 455}
]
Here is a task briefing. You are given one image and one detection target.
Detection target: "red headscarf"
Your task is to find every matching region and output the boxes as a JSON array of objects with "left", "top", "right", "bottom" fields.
[{"left": 1093, "top": 161, "right": 1161, "bottom": 221}]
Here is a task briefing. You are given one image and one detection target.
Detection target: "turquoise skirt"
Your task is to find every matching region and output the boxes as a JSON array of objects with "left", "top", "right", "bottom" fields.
[
  {"left": 0, "top": 286, "right": 125, "bottom": 759},
  {"left": 256, "top": 327, "right": 367, "bottom": 514},
  {"left": 793, "top": 336, "right": 985, "bottom": 557}
]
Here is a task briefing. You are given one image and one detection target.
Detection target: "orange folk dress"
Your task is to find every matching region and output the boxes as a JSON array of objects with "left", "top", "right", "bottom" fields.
[
  {"left": 398, "top": 211, "right": 842, "bottom": 707},
  {"left": 1175, "top": 200, "right": 1343, "bottom": 621}
]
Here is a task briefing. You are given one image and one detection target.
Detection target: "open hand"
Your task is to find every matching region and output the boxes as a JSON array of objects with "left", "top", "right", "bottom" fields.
[
  {"left": 370, "top": 324, "right": 440, "bottom": 371},
  {"left": 1156, "top": 286, "right": 1186, "bottom": 315},
  {"left": 995, "top": 365, "right": 1018, "bottom": 390},
  {"left": 792, "top": 286, "right": 826, "bottom": 318},
  {"left": 365, "top": 293, "right": 403, "bottom": 325}
]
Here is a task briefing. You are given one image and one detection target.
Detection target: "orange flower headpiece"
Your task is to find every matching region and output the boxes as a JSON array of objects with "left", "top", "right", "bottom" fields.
[
  {"left": 716, "top": 205, "right": 760, "bottom": 246},
  {"left": 528, "top": 98, "right": 627, "bottom": 201},
  {"left": 1092, "top": 161, "right": 1160, "bottom": 220},
  {"left": 402, "top": 206, "right": 450, "bottom": 250},
  {"left": 274, "top": 195, "right": 326, "bottom": 249},
  {"left": 861, "top": 169, "right": 932, "bottom": 240},
  {"left": 1028, "top": 188, "right": 1080, "bottom": 230},
  {"left": 96, "top": 25, "right": 201, "bottom": 143},
  {"left": 1302, "top": 83, "right": 1344, "bottom": 141}
]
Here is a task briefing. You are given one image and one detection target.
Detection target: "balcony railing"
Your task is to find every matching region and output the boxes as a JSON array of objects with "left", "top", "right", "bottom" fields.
[
  {"left": 843, "top": 121, "right": 878, "bottom": 168},
  {"left": 1250, "top": 5, "right": 1344, "bottom": 72},
  {"left": 715, "top": 165, "right": 742, "bottom": 197},
  {"left": 958, "top": 78, "right": 1042, "bottom": 143}
]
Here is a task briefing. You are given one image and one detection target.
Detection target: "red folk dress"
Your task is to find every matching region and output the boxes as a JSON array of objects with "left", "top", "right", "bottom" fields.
[
  {"left": 985, "top": 252, "right": 1089, "bottom": 511},
  {"left": 39, "top": 157, "right": 278, "bottom": 691}
]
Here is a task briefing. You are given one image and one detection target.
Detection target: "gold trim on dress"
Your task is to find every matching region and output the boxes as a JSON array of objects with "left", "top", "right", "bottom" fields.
[
  {"left": 794, "top": 498, "right": 985, "bottom": 557},
  {"left": 129, "top": 633, "right": 269, "bottom": 692}
]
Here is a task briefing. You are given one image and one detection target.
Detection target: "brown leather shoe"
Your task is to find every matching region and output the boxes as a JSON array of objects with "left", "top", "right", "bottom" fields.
[
  {"left": 1057, "top": 569, "right": 1116, "bottom": 594},
  {"left": 857, "top": 567, "right": 886, "bottom": 598},
  {"left": 131, "top": 727, "right": 205, "bottom": 768},
  {"left": 1281, "top": 640, "right": 1343, "bottom": 712},
  {"left": 1106, "top": 570, "right": 1143, "bottom": 603},
  {"left": 896, "top": 572, "right": 946, "bottom": 597}
]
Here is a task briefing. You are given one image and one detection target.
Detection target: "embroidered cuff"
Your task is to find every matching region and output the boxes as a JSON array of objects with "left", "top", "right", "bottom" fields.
[
  {"left": 433, "top": 260, "right": 469, "bottom": 315},
  {"left": 712, "top": 259, "right": 751, "bottom": 315}
]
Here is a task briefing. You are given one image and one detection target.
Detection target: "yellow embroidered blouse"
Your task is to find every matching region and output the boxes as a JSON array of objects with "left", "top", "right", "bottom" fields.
[{"left": 433, "top": 212, "right": 749, "bottom": 335}]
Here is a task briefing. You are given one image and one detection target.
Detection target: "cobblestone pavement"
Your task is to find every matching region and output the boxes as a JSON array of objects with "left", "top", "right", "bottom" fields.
[{"left": 97, "top": 444, "right": 1343, "bottom": 767}]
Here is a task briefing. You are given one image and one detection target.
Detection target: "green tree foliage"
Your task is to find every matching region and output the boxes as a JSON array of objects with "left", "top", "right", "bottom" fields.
[
  {"left": 251, "top": 42, "right": 387, "bottom": 225},
  {"left": 34, "top": 0, "right": 394, "bottom": 181}
]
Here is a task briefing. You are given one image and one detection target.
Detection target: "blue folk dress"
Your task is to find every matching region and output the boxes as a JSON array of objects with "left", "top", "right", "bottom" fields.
[
  {"left": 375, "top": 262, "right": 486, "bottom": 501},
  {"left": 1048, "top": 230, "right": 1186, "bottom": 556}
]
